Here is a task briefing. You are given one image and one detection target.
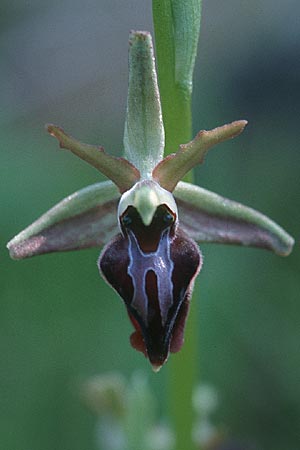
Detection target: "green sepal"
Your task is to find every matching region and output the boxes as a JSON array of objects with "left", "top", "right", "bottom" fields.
[
  {"left": 7, "top": 181, "right": 120, "bottom": 259},
  {"left": 123, "top": 31, "right": 165, "bottom": 178},
  {"left": 47, "top": 124, "right": 140, "bottom": 193},
  {"left": 174, "top": 181, "right": 294, "bottom": 256},
  {"left": 153, "top": 120, "right": 248, "bottom": 192}
]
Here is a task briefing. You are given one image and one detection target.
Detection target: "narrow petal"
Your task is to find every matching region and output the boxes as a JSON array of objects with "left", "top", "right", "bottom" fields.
[
  {"left": 153, "top": 120, "right": 247, "bottom": 191},
  {"left": 123, "top": 31, "right": 165, "bottom": 178},
  {"left": 47, "top": 124, "right": 140, "bottom": 193},
  {"left": 174, "top": 181, "right": 294, "bottom": 256},
  {"left": 7, "top": 181, "right": 120, "bottom": 259}
]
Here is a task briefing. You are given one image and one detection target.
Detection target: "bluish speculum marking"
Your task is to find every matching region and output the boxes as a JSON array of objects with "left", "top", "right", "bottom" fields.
[{"left": 127, "top": 227, "right": 174, "bottom": 327}]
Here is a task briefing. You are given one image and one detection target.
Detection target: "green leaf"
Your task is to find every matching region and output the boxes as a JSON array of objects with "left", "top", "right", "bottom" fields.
[
  {"left": 174, "top": 181, "right": 294, "bottom": 256},
  {"left": 171, "top": 0, "right": 202, "bottom": 92},
  {"left": 152, "top": 0, "right": 202, "bottom": 155},
  {"left": 7, "top": 181, "right": 120, "bottom": 259},
  {"left": 123, "top": 31, "right": 165, "bottom": 178}
]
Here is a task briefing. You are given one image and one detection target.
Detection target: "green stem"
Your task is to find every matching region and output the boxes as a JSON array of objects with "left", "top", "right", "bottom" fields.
[
  {"left": 152, "top": 1, "right": 202, "bottom": 449},
  {"left": 169, "top": 289, "right": 199, "bottom": 450}
]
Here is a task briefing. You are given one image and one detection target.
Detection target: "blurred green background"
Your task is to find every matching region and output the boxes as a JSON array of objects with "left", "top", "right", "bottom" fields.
[{"left": 1, "top": 1, "right": 299, "bottom": 449}]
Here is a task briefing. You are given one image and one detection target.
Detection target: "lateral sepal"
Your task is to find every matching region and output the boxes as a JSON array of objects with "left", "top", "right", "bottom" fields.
[
  {"left": 7, "top": 181, "right": 120, "bottom": 259},
  {"left": 174, "top": 181, "right": 294, "bottom": 256}
]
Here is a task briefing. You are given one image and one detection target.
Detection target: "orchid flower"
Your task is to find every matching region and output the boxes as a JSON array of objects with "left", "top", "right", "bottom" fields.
[{"left": 7, "top": 31, "right": 294, "bottom": 371}]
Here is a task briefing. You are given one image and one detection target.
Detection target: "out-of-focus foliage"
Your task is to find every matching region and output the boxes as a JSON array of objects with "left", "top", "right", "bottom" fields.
[{"left": 1, "top": 1, "right": 299, "bottom": 450}]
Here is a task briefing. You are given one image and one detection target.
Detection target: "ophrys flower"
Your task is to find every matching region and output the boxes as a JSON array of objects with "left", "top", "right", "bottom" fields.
[{"left": 7, "top": 32, "right": 294, "bottom": 370}]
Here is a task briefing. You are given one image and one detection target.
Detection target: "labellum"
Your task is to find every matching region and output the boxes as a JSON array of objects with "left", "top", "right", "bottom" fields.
[
  {"left": 99, "top": 180, "right": 202, "bottom": 370},
  {"left": 6, "top": 31, "right": 294, "bottom": 370}
]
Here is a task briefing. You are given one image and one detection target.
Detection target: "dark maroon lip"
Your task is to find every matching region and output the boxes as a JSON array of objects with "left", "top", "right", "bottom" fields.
[{"left": 99, "top": 203, "right": 202, "bottom": 369}]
